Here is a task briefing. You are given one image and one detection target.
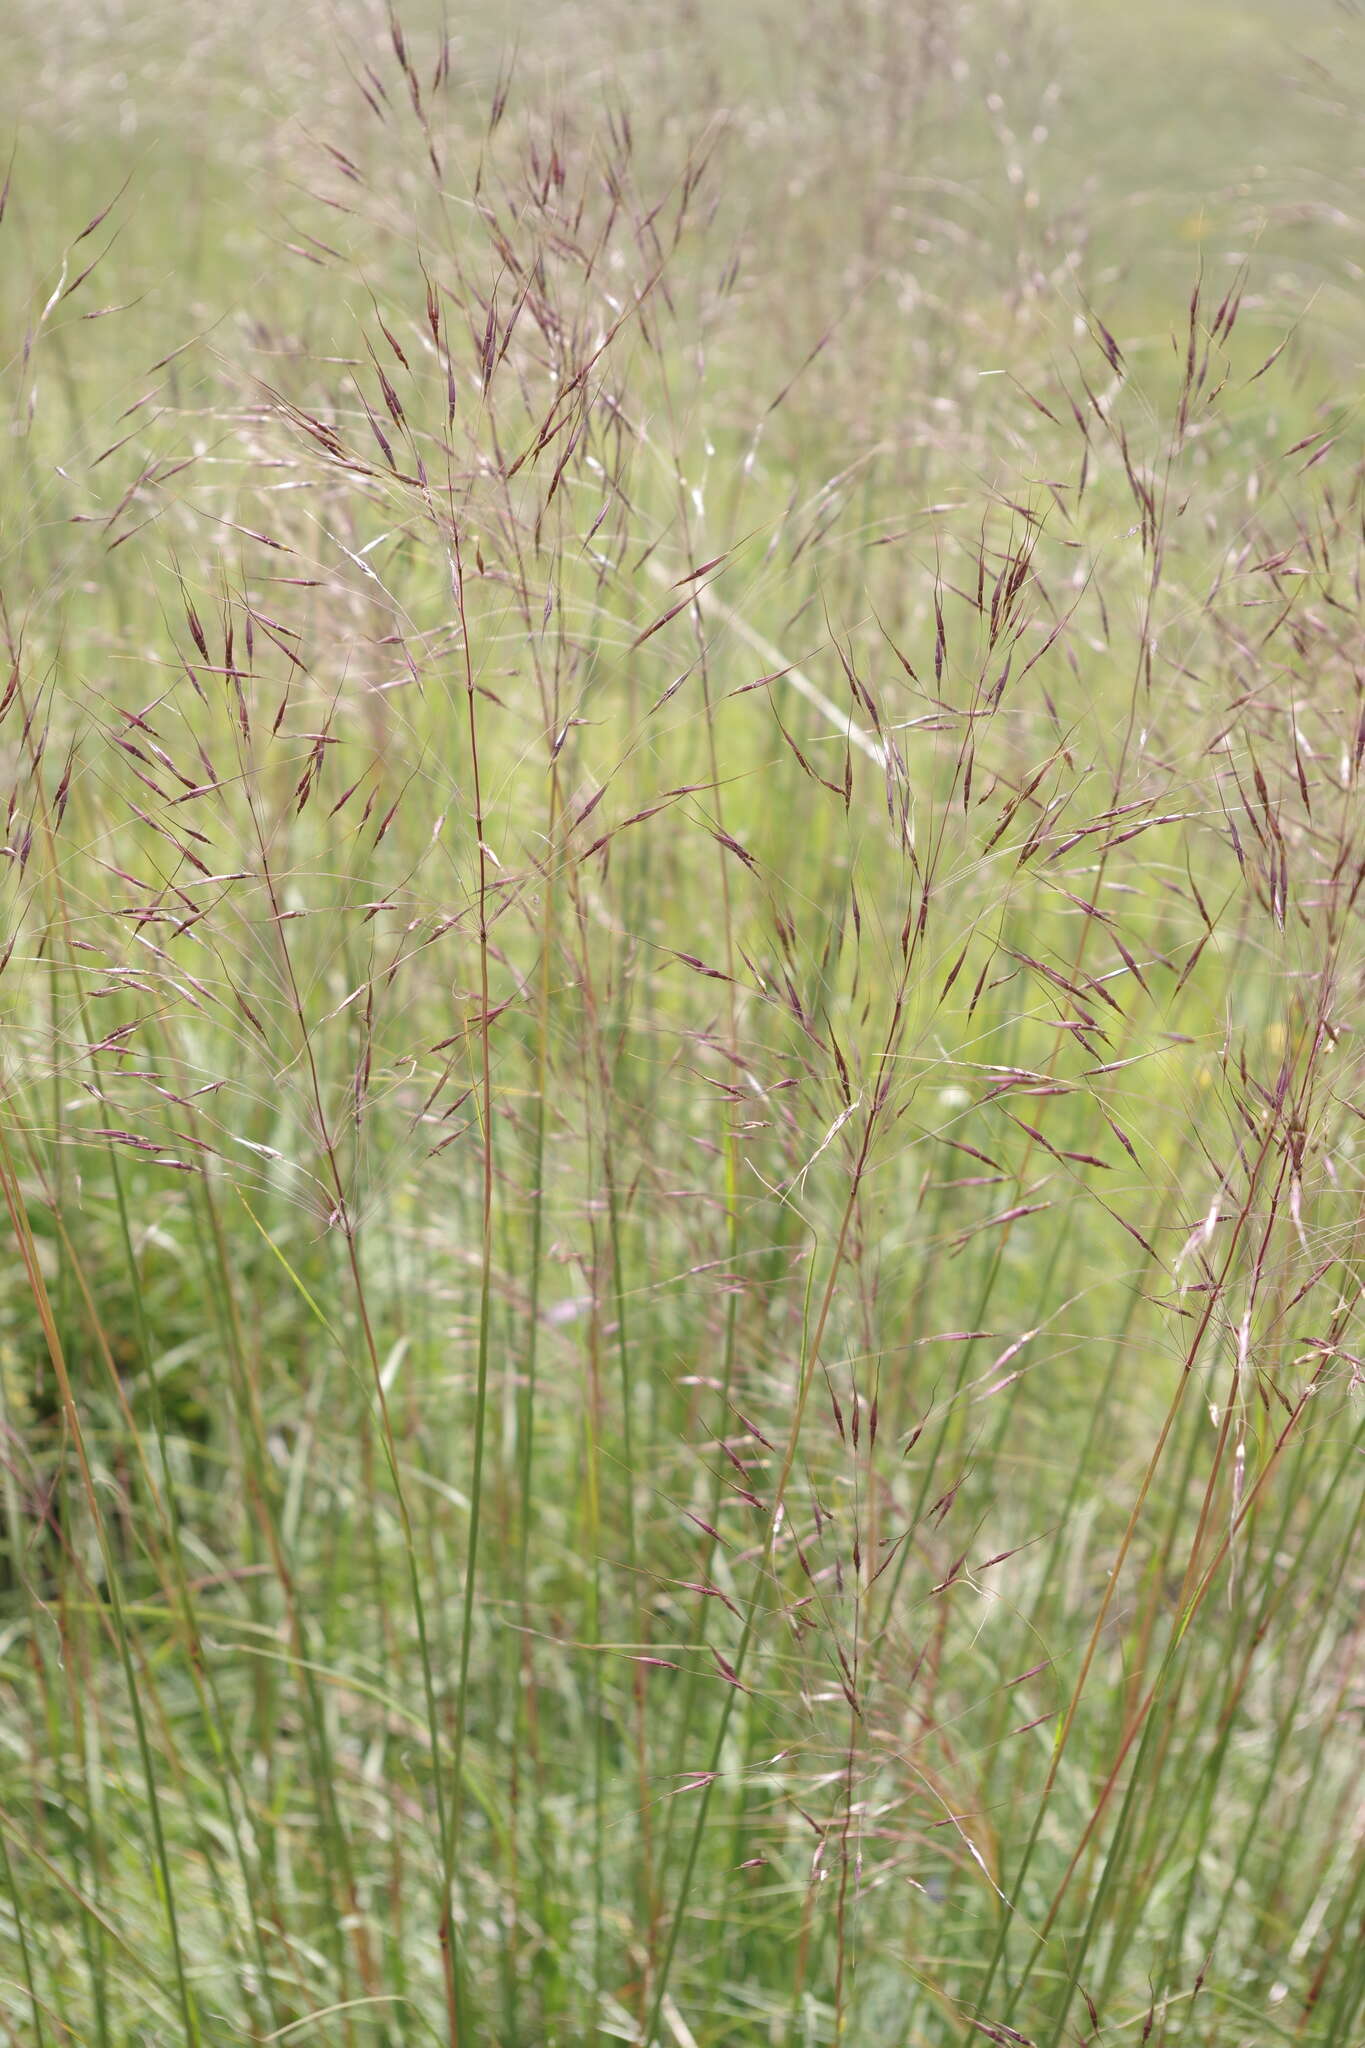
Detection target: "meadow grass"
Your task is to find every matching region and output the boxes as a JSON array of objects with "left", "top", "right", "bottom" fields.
[{"left": 2, "top": 2, "right": 1364, "bottom": 2042}]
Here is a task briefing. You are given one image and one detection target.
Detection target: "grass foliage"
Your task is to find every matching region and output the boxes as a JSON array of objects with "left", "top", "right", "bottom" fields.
[{"left": 2, "top": 2, "right": 1364, "bottom": 2041}]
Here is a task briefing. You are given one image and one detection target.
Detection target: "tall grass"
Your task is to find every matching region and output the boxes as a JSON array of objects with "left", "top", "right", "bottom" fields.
[{"left": 2, "top": 2, "right": 1364, "bottom": 2043}]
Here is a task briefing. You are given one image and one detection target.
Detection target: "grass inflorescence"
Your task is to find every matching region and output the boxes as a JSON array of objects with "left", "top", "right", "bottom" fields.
[{"left": 2, "top": 2, "right": 1364, "bottom": 2043}]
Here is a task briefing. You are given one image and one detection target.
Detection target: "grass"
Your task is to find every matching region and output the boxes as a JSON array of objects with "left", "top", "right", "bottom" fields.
[{"left": 2, "top": 1, "right": 1365, "bottom": 2042}]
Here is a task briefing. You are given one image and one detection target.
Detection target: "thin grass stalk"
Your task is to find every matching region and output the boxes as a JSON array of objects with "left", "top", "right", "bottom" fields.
[
  {"left": 0, "top": 1123, "right": 201, "bottom": 2044},
  {"left": 505, "top": 755, "right": 562, "bottom": 2041},
  {"left": 644, "top": 1116, "right": 877, "bottom": 2045},
  {"left": 0, "top": 1743, "right": 46, "bottom": 2044},
  {"left": 443, "top": 526, "right": 496, "bottom": 2044},
  {"left": 1143, "top": 1418, "right": 1365, "bottom": 2024}
]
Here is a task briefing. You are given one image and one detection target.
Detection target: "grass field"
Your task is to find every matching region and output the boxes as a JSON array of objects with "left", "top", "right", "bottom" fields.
[{"left": 2, "top": 2, "right": 1364, "bottom": 2042}]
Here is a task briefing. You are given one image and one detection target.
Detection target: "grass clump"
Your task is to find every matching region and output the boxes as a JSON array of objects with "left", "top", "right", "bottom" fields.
[{"left": 2, "top": 2, "right": 1364, "bottom": 2043}]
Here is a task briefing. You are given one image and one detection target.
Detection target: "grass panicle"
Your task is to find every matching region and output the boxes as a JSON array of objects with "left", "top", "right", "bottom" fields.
[{"left": 2, "top": 2, "right": 1365, "bottom": 2044}]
